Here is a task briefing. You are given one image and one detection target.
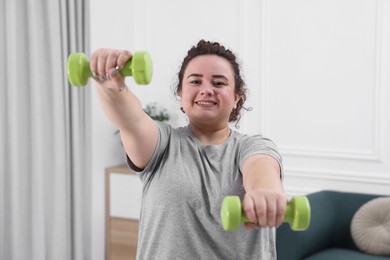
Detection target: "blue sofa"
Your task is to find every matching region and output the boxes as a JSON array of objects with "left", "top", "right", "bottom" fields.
[{"left": 276, "top": 190, "right": 389, "bottom": 260}]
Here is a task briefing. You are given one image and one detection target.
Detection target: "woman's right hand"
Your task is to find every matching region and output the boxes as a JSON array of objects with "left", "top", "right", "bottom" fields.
[{"left": 89, "top": 48, "right": 133, "bottom": 91}]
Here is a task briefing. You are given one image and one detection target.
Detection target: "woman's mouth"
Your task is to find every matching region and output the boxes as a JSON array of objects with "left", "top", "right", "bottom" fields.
[{"left": 195, "top": 101, "right": 217, "bottom": 107}]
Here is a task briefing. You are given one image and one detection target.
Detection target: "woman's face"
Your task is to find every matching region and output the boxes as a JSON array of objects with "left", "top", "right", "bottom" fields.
[{"left": 180, "top": 55, "right": 240, "bottom": 127}]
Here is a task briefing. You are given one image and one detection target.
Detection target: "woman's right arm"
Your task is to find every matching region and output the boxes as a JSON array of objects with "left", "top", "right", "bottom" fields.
[{"left": 90, "top": 49, "right": 158, "bottom": 170}]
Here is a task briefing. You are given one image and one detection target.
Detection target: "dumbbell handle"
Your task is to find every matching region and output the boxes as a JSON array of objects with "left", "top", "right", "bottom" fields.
[
  {"left": 238, "top": 203, "right": 294, "bottom": 223},
  {"left": 76, "top": 57, "right": 140, "bottom": 77},
  {"left": 73, "top": 58, "right": 137, "bottom": 77},
  {"left": 221, "top": 195, "right": 311, "bottom": 231}
]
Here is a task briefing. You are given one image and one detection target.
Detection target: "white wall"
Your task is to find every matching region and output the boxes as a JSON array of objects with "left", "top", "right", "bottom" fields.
[{"left": 90, "top": 0, "right": 390, "bottom": 259}]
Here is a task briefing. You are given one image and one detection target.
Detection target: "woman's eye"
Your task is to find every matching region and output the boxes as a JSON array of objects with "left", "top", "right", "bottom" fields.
[
  {"left": 213, "top": 81, "right": 226, "bottom": 87},
  {"left": 190, "top": 80, "right": 201, "bottom": 85}
]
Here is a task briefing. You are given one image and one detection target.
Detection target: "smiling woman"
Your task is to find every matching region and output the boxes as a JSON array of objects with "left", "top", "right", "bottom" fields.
[{"left": 91, "top": 40, "right": 285, "bottom": 260}]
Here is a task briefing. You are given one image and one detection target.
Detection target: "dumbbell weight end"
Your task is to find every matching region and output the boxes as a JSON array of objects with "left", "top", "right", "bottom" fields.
[
  {"left": 123, "top": 51, "right": 153, "bottom": 85},
  {"left": 67, "top": 53, "right": 93, "bottom": 87}
]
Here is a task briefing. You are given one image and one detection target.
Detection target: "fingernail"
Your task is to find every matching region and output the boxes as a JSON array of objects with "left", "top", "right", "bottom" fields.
[
  {"left": 98, "top": 76, "right": 105, "bottom": 82},
  {"left": 110, "top": 69, "right": 118, "bottom": 77},
  {"left": 105, "top": 73, "right": 110, "bottom": 80},
  {"left": 92, "top": 71, "right": 97, "bottom": 78},
  {"left": 115, "top": 65, "right": 122, "bottom": 70}
]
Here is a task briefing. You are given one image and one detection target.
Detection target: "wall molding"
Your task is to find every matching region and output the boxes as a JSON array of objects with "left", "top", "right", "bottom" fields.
[
  {"left": 260, "top": 0, "right": 385, "bottom": 162},
  {"left": 280, "top": 146, "right": 381, "bottom": 162},
  {"left": 285, "top": 166, "right": 390, "bottom": 185}
]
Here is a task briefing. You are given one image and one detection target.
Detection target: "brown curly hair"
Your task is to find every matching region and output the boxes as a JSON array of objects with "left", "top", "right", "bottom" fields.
[{"left": 175, "top": 40, "right": 250, "bottom": 123}]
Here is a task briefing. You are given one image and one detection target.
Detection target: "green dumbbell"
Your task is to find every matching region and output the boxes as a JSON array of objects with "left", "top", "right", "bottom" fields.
[
  {"left": 221, "top": 195, "right": 310, "bottom": 231},
  {"left": 67, "top": 51, "right": 153, "bottom": 87}
]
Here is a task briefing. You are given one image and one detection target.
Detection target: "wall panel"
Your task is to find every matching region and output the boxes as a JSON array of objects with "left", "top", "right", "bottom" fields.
[{"left": 243, "top": 0, "right": 390, "bottom": 196}]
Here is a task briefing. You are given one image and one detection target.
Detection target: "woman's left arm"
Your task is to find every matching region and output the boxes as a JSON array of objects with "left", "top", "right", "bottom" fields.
[{"left": 241, "top": 154, "right": 288, "bottom": 230}]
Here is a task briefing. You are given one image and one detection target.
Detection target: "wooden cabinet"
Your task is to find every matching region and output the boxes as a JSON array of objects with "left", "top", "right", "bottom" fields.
[{"left": 105, "top": 165, "right": 142, "bottom": 260}]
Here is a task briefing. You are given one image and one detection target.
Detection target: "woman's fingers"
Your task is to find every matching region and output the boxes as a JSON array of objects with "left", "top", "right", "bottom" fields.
[
  {"left": 89, "top": 50, "right": 99, "bottom": 78},
  {"left": 276, "top": 197, "right": 287, "bottom": 226},
  {"left": 116, "top": 50, "right": 132, "bottom": 70},
  {"left": 263, "top": 197, "right": 277, "bottom": 227},
  {"left": 97, "top": 50, "right": 108, "bottom": 80},
  {"left": 105, "top": 51, "right": 121, "bottom": 78},
  {"left": 243, "top": 190, "right": 288, "bottom": 228},
  {"left": 242, "top": 195, "right": 258, "bottom": 225},
  {"left": 89, "top": 49, "right": 132, "bottom": 89},
  {"left": 89, "top": 49, "right": 131, "bottom": 78}
]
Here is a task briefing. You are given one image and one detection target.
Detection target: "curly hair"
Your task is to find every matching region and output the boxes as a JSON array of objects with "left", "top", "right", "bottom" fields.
[{"left": 175, "top": 40, "right": 250, "bottom": 124}]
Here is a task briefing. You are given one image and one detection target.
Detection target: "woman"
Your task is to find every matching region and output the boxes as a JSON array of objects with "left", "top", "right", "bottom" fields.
[{"left": 92, "top": 40, "right": 287, "bottom": 259}]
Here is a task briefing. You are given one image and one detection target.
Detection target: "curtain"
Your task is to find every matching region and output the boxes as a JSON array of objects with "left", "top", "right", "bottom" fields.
[{"left": 0, "top": 1, "right": 91, "bottom": 259}]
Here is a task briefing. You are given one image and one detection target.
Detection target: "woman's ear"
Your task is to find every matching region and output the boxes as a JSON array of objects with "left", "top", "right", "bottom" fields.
[{"left": 234, "top": 94, "right": 242, "bottom": 108}]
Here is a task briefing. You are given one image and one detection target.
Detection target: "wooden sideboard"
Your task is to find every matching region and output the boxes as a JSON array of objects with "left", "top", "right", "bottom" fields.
[{"left": 105, "top": 165, "right": 142, "bottom": 260}]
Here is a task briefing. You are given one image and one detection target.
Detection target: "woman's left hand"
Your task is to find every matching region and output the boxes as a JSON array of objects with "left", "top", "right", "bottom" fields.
[{"left": 242, "top": 189, "right": 288, "bottom": 230}]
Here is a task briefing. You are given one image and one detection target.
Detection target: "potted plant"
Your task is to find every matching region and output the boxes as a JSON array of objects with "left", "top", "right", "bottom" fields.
[
  {"left": 114, "top": 102, "right": 170, "bottom": 136},
  {"left": 143, "top": 102, "right": 170, "bottom": 122}
]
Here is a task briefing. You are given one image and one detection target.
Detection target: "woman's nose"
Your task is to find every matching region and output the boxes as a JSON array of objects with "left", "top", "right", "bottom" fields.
[{"left": 200, "top": 84, "right": 214, "bottom": 95}]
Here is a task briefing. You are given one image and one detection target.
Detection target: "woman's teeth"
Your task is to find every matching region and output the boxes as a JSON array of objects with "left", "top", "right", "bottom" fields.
[{"left": 197, "top": 101, "right": 215, "bottom": 105}]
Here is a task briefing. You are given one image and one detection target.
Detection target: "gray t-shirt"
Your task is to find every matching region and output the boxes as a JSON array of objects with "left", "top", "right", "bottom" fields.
[{"left": 127, "top": 122, "right": 283, "bottom": 260}]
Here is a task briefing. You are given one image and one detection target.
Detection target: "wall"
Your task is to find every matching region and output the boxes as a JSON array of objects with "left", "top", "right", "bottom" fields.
[
  {"left": 90, "top": 0, "right": 390, "bottom": 259},
  {"left": 259, "top": 0, "right": 390, "bottom": 196}
]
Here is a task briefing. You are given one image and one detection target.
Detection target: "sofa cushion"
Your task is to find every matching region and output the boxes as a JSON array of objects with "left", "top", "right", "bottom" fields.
[{"left": 350, "top": 197, "right": 390, "bottom": 256}]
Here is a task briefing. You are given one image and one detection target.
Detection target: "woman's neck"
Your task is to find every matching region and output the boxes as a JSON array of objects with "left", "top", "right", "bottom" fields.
[{"left": 188, "top": 122, "right": 231, "bottom": 145}]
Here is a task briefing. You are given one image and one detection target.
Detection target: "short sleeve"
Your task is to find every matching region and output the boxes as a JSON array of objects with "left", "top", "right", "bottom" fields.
[
  {"left": 126, "top": 121, "right": 171, "bottom": 180},
  {"left": 238, "top": 134, "right": 283, "bottom": 180}
]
